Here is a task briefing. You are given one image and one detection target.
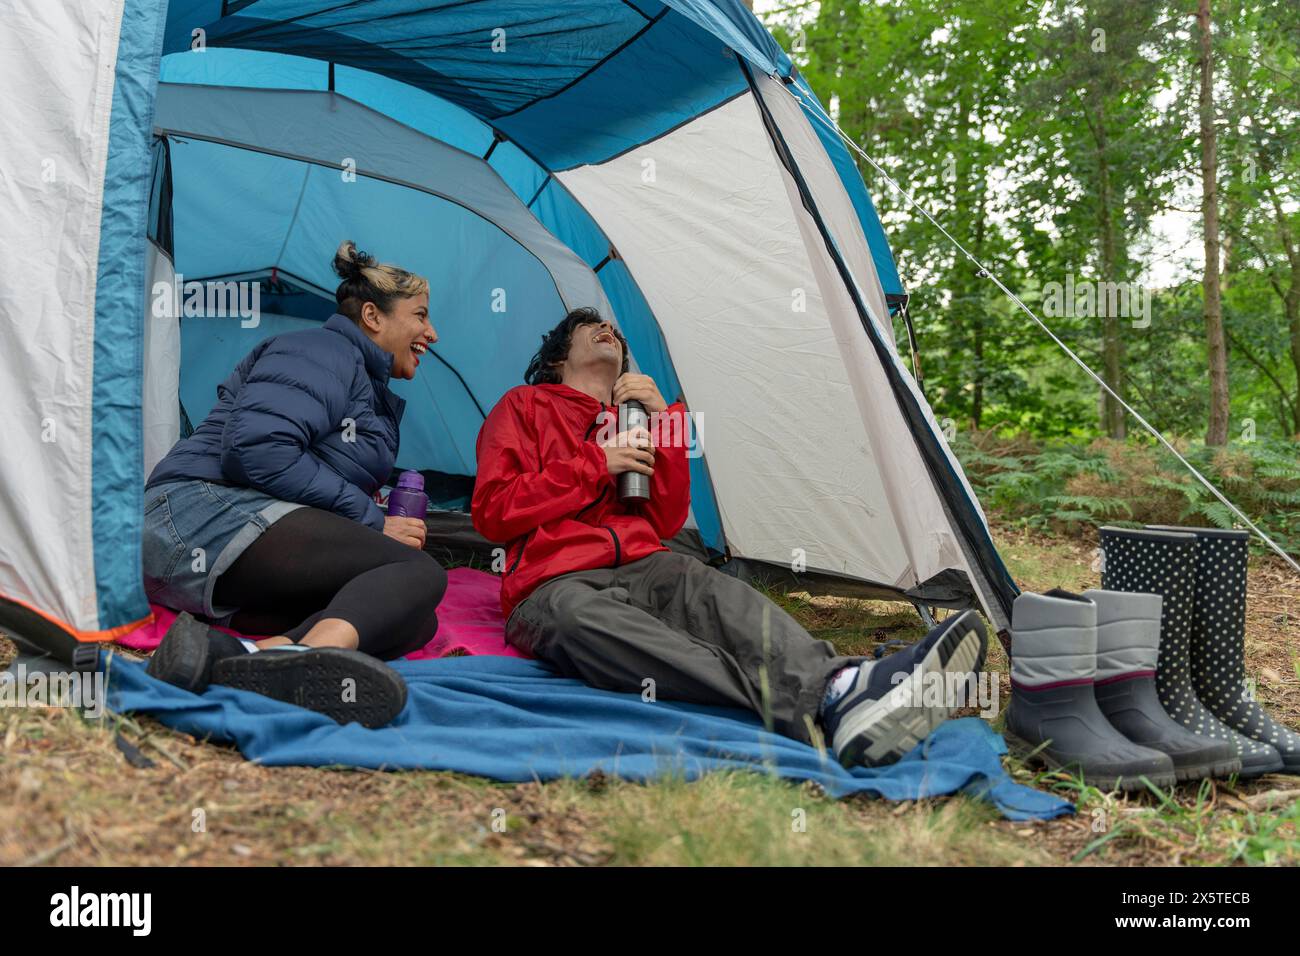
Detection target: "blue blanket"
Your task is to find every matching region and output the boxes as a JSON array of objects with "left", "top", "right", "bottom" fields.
[{"left": 104, "top": 651, "right": 1071, "bottom": 821}]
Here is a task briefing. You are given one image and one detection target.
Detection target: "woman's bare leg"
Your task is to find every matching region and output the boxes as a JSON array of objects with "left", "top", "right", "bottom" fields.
[{"left": 255, "top": 618, "right": 359, "bottom": 650}]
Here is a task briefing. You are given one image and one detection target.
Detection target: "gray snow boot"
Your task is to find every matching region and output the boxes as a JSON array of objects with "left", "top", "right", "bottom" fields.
[
  {"left": 1147, "top": 526, "right": 1300, "bottom": 775},
  {"left": 1100, "top": 526, "right": 1282, "bottom": 778},
  {"left": 1005, "top": 590, "right": 1176, "bottom": 791},
  {"left": 1083, "top": 588, "right": 1239, "bottom": 781}
]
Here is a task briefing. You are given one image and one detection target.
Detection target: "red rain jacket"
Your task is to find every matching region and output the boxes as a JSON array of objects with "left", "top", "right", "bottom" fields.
[{"left": 472, "top": 383, "right": 691, "bottom": 618}]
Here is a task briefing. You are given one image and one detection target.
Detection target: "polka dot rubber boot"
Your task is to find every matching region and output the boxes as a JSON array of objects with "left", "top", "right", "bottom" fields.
[
  {"left": 1099, "top": 526, "right": 1282, "bottom": 778},
  {"left": 1148, "top": 526, "right": 1300, "bottom": 775}
]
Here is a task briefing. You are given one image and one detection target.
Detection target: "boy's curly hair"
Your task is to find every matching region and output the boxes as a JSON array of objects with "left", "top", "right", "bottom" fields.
[{"left": 524, "top": 308, "right": 629, "bottom": 385}]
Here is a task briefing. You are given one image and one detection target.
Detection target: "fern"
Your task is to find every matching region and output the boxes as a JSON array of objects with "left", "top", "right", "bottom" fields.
[
  {"left": 1259, "top": 488, "right": 1300, "bottom": 506},
  {"left": 1142, "top": 474, "right": 1194, "bottom": 494},
  {"left": 1046, "top": 510, "right": 1098, "bottom": 523},
  {"left": 951, "top": 432, "right": 1300, "bottom": 559},
  {"left": 1043, "top": 494, "right": 1134, "bottom": 518},
  {"left": 1181, "top": 501, "right": 1236, "bottom": 529}
]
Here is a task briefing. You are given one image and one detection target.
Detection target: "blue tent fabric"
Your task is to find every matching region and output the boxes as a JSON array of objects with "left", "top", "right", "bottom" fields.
[
  {"left": 191, "top": 2, "right": 658, "bottom": 119},
  {"left": 92, "top": 0, "right": 170, "bottom": 630},
  {"left": 104, "top": 651, "right": 1072, "bottom": 821},
  {"left": 494, "top": 12, "right": 749, "bottom": 172},
  {"left": 165, "top": 2, "right": 773, "bottom": 169}
]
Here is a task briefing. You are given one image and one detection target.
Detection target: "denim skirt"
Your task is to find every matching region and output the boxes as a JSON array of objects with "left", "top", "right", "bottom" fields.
[{"left": 141, "top": 478, "right": 304, "bottom": 622}]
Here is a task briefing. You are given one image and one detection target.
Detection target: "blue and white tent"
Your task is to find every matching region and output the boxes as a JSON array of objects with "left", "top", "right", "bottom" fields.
[{"left": 0, "top": 0, "right": 1018, "bottom": 658}]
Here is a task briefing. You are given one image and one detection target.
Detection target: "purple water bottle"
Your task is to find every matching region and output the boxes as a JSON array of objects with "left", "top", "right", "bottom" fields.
[{"left": 387, "top": 470, "right": 428, "bottom": 518}]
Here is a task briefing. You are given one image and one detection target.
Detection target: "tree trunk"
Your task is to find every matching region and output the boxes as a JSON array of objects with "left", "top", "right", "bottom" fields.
[
  {"left": 970, "top": 157, "right": 988, "bottom": 430},
  {"left": 1198, "top": 0, "right": 1231, "bottom": 446},
  {"left": 951, "top": 91, "right": 979, "bottom": 429},
  {"left": 1095, "top": 118, "right": 1127, "bottom": 439}
]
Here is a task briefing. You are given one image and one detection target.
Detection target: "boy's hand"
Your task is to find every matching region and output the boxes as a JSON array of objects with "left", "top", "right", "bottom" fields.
[
  {"left": 601, "top": 426, "right": 656, "bottom": 477},
  {"left": 612, "top": 373, "right": 667, "bottom": 414}
]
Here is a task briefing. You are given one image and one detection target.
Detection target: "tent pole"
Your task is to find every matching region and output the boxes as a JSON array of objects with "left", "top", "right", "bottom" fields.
[{"left": 912, "top": 602, "right": 938, "bottom": 630}]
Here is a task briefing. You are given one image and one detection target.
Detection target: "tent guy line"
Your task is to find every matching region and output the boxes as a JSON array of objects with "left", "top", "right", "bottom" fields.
[{"left": 783, "top": 82, "right": 1300, "bottom": 577}]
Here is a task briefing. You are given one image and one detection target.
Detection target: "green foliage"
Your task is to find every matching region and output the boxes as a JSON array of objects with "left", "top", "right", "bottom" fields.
[
  {"left": 761, "top": 0, "right": 1300, "bottom": 443},
  {"left": 951, "top": 431, "right": 1300, "bottom": 555},
  {"left": 950, "top": 433, "right": 1128, "bottom": 529}
]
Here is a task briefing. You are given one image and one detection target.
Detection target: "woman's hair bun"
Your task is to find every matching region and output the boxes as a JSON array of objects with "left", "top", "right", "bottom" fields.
[
  {"left": 330, "top": 239, "right": 428, "bottom": 321},
  {"left": 332, "top": 240, "right": 376, "bottom": 282}
]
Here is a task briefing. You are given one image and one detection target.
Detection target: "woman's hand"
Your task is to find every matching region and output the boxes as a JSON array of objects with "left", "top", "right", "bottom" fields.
[
  {"left": 601, "top": 426, "right": 656, "bottom": 477},
  {"left": 612, "top": 373, "right": 668, "bottom": 414},
  {"left": 383, "top": 515, "right": 427, "bottom": 549}
]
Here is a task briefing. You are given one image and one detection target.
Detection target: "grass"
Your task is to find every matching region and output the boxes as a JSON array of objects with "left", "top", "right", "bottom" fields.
[
  {"left": 2, "top": 522, "right": 1299, "bottom": 866},
  {"left": 0, "top": 702, "right": 1049, "bottom": 867}
]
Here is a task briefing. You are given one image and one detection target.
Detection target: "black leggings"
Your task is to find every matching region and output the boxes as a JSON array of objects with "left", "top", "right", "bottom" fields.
[{"left": 212, "top": 507, "right": 447, "bottom": 660}]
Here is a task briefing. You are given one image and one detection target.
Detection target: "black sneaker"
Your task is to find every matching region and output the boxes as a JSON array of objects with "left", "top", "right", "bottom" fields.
[
  {"left": 823, "top": 610, "right": 988, "bottom": 767},
  {"left": 144, "top": 611, "right": 242, "bottom": 692},
  {"left": 146, "top": 612, "right": 407, "bottom": 729}
]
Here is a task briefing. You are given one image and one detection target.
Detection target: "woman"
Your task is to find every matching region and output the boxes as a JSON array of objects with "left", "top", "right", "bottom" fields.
[{"left": 142, "top": 241, "right": 446, "bottom": 727}]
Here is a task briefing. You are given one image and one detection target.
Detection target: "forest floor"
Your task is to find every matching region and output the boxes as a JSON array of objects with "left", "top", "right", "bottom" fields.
[{"left": 3, "top": 523, "right": 1299, "bottom": 866}]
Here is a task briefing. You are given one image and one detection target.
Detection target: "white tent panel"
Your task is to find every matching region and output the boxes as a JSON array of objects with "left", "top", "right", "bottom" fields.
[
  {"left": 760, "top": 83, "right": 896, "bottom": 353},
  {"left": 0, "top": 0, "right": 122, "bottom": 632},
  {"left": 142, "top": 240, "right": 181, "bottom": 477},
  {"left": 558, "top": 94, "right": 911, "bottom": 585},
  {"left": 755, "top": 73, "right": 1005, "bottom": 625}
]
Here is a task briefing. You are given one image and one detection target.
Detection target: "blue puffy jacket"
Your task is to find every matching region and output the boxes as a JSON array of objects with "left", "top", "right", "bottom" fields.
[{"left": 147, "top": 314, "right": 405, "bottom": 531}]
